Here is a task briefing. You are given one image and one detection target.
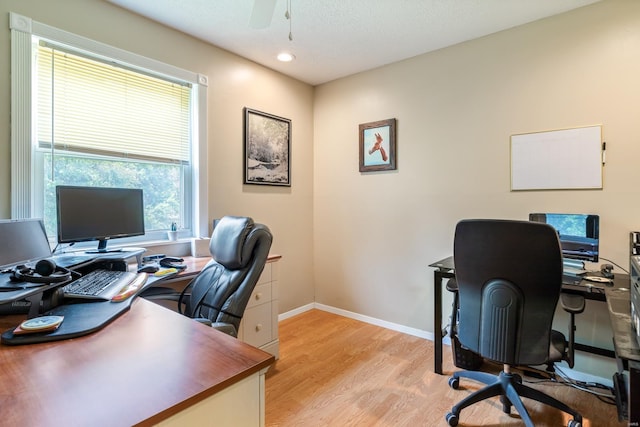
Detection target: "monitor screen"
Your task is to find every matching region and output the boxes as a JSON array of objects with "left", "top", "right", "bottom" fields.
[
  {"left": 56, "top": 186, "right": 145, "bottom": 253},
  {"left": 0, "top": 219, "right": 52, "bottom": 268},
  {"left": 529, "top": 213, "right": 599, "bottom": 262}
]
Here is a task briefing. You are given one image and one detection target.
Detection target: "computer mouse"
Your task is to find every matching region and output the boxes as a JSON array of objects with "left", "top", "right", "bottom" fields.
[{"left": 137, "top": 264, "right": 159, "bottom": 273}]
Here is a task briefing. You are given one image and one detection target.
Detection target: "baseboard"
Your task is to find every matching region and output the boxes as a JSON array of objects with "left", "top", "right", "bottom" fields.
[
  {"left": 278, "top": 302, "right": 611, "bottom": 387},
  {"left": 279, "top": 302, "right": 434, "bottom": 340},
  {"left": 278, "top": 303, "right": 315, "bottom": 321}
]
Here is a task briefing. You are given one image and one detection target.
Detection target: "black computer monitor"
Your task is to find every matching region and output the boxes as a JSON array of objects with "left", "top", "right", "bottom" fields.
[
  {"left": 56, "top": 186, "right": 145, "bottom": 253},
  {"left": 529, "top": 213, "right": 599, "bottom": 262},
  {"left": 0, "top": 219, "right": 52, "bottom": 268}
]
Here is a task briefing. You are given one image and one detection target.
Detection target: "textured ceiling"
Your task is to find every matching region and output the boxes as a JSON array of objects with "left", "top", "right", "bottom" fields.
[{"left": 106, "top": 0, "right": 601, "bottom": 86}]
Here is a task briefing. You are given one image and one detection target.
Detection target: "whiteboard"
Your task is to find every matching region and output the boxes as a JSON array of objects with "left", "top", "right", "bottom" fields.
[{"left": 510, "top": 125, "right": 603, "bottom": 191}]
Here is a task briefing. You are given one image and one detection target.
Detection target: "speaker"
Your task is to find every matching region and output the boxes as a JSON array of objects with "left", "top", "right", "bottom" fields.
[{"left": 10, "top": 259, "right": 73, "bottom": 284}]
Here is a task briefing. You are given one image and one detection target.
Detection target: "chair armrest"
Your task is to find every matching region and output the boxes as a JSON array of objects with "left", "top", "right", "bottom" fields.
[
  {"left": 559, "top": 292, "right": 584, "bottom": 369},
  {"left": 139, "top": 286, "right": 181, "bottom": 301},
  {"left": 560, "top": 292, "right": 585, "bottom": 314},
  {"left": 194, "top": 317, "right": 213, "bottom": 326},
  {"left": 211, "top": 322, "right": 238, "bottom": 337}
]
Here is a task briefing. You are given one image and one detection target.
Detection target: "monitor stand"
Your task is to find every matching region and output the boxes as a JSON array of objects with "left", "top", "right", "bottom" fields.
[{"left": 85, "top": 239, "right": 122, "bottom": 254}]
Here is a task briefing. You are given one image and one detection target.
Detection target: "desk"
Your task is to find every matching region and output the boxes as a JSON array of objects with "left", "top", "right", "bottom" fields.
[
  {"left": 143, "top": 255, "right": 282, "bottom": 358},
  {"left": 606, "top": 287, "right": 640, "bottom": 424},
  {"left": 429, "top": 256, "right": 456, "bottom": 375},
  {"left": 429, "top": 256, "right": 629, "bottom": 375},
  {"left": 0, "top": 297, "right": 274, "bottom": 426}
]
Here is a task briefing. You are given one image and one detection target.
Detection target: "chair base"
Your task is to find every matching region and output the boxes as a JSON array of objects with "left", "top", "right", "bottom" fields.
[{"left": 446, "top": 369, "right": 582, "bottom": 427}]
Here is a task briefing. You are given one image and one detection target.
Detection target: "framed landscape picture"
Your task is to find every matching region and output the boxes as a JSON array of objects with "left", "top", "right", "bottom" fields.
[{"left": 244, "top": 108, "right": 291, "bottom": 186}]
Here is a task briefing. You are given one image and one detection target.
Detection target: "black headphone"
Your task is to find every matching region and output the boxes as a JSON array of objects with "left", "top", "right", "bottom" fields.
[{"left": 10, "top": 259, "right": 74, "bottom": 284}]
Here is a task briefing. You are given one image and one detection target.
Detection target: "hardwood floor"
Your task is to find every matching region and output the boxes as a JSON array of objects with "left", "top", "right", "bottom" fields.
[{"left": 265, "top": 309, "right": 624, "bottom": 426}]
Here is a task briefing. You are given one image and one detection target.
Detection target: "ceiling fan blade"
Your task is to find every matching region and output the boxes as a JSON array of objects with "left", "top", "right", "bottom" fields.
[{"left": 249, "top": 0, "right": 277, "bottom": 29}]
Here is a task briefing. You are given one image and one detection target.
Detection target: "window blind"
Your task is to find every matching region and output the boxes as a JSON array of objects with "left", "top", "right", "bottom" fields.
[{"left": 37, "top": 43, "right": 191, "bottom": 164}]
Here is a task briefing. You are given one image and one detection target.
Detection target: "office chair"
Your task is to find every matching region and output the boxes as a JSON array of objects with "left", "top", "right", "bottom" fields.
[
  {"left": 142, "top": 216, "right": 272, "bottom": 337},
  {"left": 445, "top": 219, "right": 583, "bottom": 427}
]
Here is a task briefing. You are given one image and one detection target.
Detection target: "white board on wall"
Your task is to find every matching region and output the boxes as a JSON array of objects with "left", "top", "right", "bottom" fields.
[{"left": 510, "top": 125, "right": 603, "bottom": 191}]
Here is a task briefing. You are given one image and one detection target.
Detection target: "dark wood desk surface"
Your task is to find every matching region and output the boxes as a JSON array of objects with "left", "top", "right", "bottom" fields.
[{"left": 0, "top": 298, "right": 274, "bottom": 426}]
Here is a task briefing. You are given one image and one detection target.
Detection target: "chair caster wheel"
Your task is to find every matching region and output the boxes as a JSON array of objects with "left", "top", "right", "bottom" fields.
[
  {"left": 448, "top": 377, "right": 459, "bottom": 389},
  {"left": 567, "top": 420, "right": 581, "bottom": 427},
  {"left": 446, "top": 412, "right": 459, "bottom": 426}
]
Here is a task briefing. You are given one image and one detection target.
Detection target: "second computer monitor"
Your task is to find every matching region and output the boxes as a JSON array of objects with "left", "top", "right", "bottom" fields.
[{"left": 529, "top": 213, "right": 599, "bottom": 262}]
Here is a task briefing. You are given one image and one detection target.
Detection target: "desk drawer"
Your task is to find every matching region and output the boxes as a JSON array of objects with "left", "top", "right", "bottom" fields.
[
  {"left": 241, "top": 303, "right": 272, "bottom": 348},
  {"left": 246, "top": 283, "right": 272, "bottom": 309},
  {"left": 257, "top": 263, "right": 271, "bottom": 285}
]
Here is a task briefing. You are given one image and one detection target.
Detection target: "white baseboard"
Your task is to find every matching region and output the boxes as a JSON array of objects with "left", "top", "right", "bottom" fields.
[
  {"left": 279, "top": 302, "right": 435, "bottom": 339},
  {"left": 278, "top": 303, "right": 611, "bottom": 387},
  {"left": 278, "top": 303, "right": 315, "bottom": 321}
]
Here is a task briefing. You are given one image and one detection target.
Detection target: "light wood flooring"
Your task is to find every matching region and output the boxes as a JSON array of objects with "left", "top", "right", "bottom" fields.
[{"left": 265, "top": 309, "right": 624, "bottom": 426}]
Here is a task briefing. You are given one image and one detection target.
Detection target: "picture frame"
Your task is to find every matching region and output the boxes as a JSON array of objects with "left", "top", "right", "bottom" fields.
[
  {"left": 359, "top": 118, "right": 396, "bottom": 172},
  {"left": 244, "top": 108, "right": 291, "bottom": 186}
]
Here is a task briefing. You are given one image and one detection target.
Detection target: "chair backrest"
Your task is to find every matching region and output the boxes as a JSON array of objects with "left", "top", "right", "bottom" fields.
[
  {"left": 453, "top": 219, "right": 563, "bottom": 366},
  {"left": 184, "top": 216, "right": 272, "bottom": 335}
]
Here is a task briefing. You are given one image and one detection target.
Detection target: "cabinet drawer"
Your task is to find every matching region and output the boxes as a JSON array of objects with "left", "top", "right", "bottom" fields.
[
  {"left": 241, "top": 303, "right": 272, "bottom": 348},
  {"left": 246, "top": 282, "right": 271, "bottom": 309},
  {"left": 257, "top": 263, "right": 271, "bottom": 285}
]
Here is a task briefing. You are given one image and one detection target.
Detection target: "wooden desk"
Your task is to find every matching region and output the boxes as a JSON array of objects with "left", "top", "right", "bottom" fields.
[
  {"left": 0, "top": 298, "right": 274, "bottom": 426},
  {"left": 143, "top": 254, "right": 282, "bottom": 286},
  {"left": 143, "top": 254, "right": 282, "bottom": 358}
]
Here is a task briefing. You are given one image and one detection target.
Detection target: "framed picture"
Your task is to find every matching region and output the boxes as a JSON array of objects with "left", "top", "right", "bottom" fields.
[
  {"left": 244, "top": 108, "right": 291, "bottom": 186},
  {"left": 359, "top": 118, "right": 396, "bottom": 172}
]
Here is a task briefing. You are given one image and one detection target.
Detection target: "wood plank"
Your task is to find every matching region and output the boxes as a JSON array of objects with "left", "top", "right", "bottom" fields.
[{"left": 266, "top": 309, "right": 623, "bottom": 426}]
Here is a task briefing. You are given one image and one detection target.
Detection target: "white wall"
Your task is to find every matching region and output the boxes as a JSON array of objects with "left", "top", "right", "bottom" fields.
[
  {"left": 313, "top": 0, "right": 640, "bottom": 377},
  {"left": 0, "top": 0, "right": 316, "bottom": 314}
]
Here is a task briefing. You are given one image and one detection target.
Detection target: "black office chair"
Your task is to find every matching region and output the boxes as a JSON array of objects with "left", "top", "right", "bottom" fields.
[
  {"left": 142, "top": 216, "right": 272, "bottom": 337},
  {"left": 446, "top": 219, "right": 583, "bottom": 427}
]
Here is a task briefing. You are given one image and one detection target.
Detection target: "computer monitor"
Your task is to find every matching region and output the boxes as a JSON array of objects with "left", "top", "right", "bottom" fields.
[
  {"left": 529, "top": 213, "right": 599, "bottom": 262},
  {"left": 56, "top": 186, "right": 145, "bottom": 253},
  {"left": 0, "top": 219, "right": 53, "bottom": 268}
]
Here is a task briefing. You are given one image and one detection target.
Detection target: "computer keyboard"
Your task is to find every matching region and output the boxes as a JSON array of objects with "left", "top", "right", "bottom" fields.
[{"left": 62, "top": 269, "right": 144, "bottom": 301}]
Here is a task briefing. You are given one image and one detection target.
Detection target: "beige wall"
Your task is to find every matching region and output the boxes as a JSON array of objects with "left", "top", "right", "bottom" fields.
[
  {"left": 313, "top": 0, "right": 640, "bottom": 375},
  {"left": 2, "top": 0, "right": 638, "bottom": 379},
  {"left": 0, "top": 0, "right": 315, "bottom": 313}
]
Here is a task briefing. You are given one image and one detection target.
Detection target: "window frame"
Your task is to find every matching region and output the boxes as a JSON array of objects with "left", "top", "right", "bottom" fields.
[{"left": 10, "top": 12, "right": 209, "bottom": 244}]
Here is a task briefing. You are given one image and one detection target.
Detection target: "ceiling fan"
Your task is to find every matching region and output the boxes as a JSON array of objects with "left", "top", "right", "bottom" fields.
[
  {"left": 249, "top": 0, "right": 278, "bottom": 29},
  {"left": 250, "top": 0, "right": 293, "bottom": 40}
]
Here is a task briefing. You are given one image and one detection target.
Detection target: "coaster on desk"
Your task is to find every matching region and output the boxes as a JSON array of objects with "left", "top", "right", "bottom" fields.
[{"left": 14, "top": 315, "right": 64, "bottom": 335}]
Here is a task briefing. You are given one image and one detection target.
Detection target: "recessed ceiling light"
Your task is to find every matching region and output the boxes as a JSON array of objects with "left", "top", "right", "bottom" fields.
[{"left": 277, "top": 52, "right": 295, "bottom": 62}]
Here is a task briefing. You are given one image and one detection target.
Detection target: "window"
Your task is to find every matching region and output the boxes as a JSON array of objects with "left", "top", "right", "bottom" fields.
[{"left": 10, "top": 13, "right": 208, "bottom": 246}]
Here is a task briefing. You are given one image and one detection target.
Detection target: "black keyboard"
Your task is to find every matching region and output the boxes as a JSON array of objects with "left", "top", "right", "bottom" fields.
[{"left": 62, "top": 269, "right": 137, "bottom": 300}]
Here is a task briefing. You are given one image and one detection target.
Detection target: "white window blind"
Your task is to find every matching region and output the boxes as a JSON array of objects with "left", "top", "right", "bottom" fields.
[{"left": 37, "top": 42, "right": 191, "bottom": 164}]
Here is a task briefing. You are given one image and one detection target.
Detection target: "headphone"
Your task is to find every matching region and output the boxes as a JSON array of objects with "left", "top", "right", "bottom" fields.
[{"left": 10, "top": 259, "right": 75, "bottom": 284}]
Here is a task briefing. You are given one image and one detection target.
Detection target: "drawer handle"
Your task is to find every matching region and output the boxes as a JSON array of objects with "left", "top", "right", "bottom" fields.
[
  {"left": 254, "top": 292, "right": 262, "bottom": 300},
  {"left": 255, "top": 323, "right": 262, "bottom": 332}
]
